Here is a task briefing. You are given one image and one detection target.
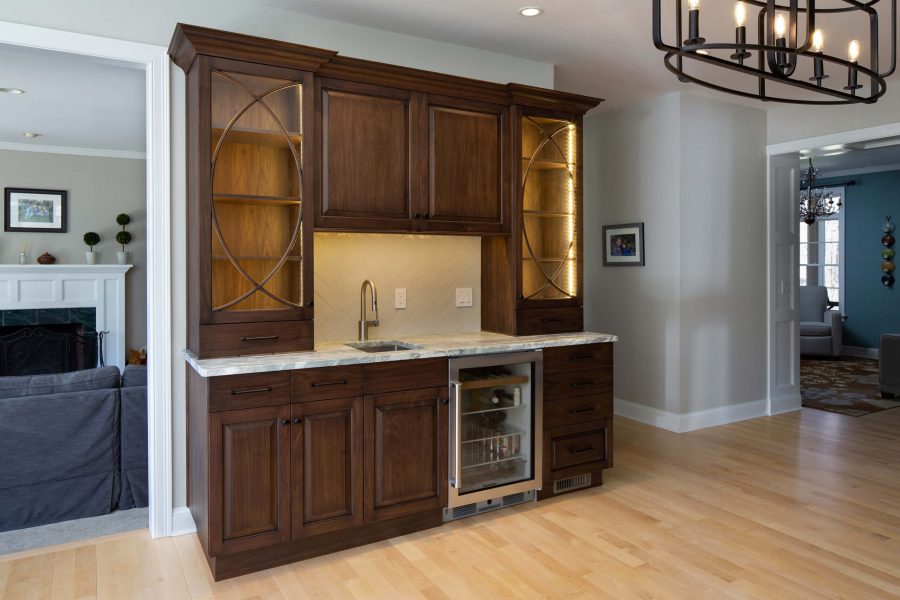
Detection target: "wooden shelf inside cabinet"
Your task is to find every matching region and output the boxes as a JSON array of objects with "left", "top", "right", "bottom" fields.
[
  {"left": 459, "top": 375, "right": 529, "bottom": 390},
  {"left": 213, "top": 194, "right": 301, "bottom": 206},
  {"left": 212, "top": 256, "right": 302, "bottom": 261},
  {"left": 212, "top": 127, "right": 302, "bottom": 149},
  {"left": 525, "top": 257, "right": 575, "bottom": 263},
  {"left": 522, "top": 158, "right": 570, "bottom": 171},
  {"left": 523, "top": 210, "right": 573, "bottom": 219}
]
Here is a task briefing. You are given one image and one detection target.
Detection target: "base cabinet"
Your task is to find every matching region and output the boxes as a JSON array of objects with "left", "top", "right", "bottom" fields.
[
  {"left": 366, "top": 387, "right": 448, "bottom": 522},
  {"left": 291, "top": 396, "right": 364, "bottom": 538},
  {"left": 209, "top": 405, "right": 292, "bottom": 556},
  {"left": 190, "top": 361, "right": 449, "bottom": 580}
]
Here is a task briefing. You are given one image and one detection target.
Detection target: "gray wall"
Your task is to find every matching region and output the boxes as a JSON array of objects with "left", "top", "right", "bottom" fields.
[
  {"left": 0, "top": 150, "right": 147, "bottom": 350},
  {"left": 0, "top": 2, "right": 556, "bottom": 512},
  {"left": 584, "top": 91, "right": 767, "bottom": 416}
]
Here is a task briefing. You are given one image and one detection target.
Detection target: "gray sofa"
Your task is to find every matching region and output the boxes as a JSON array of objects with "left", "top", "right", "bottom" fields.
[
  {"left": 881, "top": 334, "right": 900, "bottom": 399},
  {"left": 0, "top": 365, "right": 148, "bottom": 532},
  {"left": 119, "top": 365, "right": 148, "bottom": 509},
  {"left": 800, "top": 285, "right": 842, "bottom": 358}
]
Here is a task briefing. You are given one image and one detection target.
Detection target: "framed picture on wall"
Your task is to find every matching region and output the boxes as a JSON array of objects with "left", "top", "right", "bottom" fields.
[
  {"left": 4, "top": 188, "right": 68, "bottom": 233},
  {"left": 603, "top": 222, "right": 645, "bottom": 266}
]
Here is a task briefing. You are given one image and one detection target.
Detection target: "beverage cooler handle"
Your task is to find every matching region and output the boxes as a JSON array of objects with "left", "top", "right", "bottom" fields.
[{"left": 449, "top": 380, "right": 462, "bottom": 489}]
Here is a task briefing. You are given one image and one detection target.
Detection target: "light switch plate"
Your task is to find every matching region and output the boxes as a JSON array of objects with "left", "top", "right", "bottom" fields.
[
  {"left": 455, "top": 287, "right": 473, "bottom": 308},
  {"left": 395, "top": 288, "right": 407, "bottom": 309}
]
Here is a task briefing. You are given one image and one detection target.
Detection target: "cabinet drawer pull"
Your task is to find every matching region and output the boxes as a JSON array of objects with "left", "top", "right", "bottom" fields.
[
  {"left": 231, "top": 386, "right": 272, "bottom": 395},
  {"left": 310, "top": 379, "right": 348, "bottom": 388},
  {"left": 569, "top": 446, "right": 595, "bottom": 455},
  {"left": 240, "top": 335, "right": 279, "bottom": 342},
  {"left": 569, "top": 407, "right": 596, "bottom": 415},
  {"left": 540, "top": 318, "right": 566, "bottom": 324},
  {"left": 569, "top": 381, "right": 595, "bottom": 389},
  {"left": 569, "top": 354, "right": 595, "bottom": 361}
]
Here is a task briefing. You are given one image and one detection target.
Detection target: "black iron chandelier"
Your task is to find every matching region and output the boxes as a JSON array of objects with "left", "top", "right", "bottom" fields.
[
  {"left": 653, "top": 1, "right": 897, "bottom": 104},
  {"left": 800, "top": 158, "right": 844, "bottom": 225}
]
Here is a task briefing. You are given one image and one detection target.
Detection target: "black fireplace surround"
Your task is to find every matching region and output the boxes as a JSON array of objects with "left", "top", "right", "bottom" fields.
[{"left": 0, "top": 308, "right": 98, "bottom": 376}]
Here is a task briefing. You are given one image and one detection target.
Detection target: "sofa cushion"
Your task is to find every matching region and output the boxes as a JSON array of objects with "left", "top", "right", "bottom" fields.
[
  {"left": 800, "top": 321, "right": 832, "bottom": 337},
  {"left": 0, "top": 366, "right": 121, "bottom": 399},
  {"left": 122, "top": 365, "right": 147, "bottom": 388}
]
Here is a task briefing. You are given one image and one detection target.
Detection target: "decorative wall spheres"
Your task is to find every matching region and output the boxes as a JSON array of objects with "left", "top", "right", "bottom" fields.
[
  {"left": 883, "top": 216, "right": 895, "bottom": 288},
  {"left": 652, "top": 0, "right": 898, "bottom": 105}
]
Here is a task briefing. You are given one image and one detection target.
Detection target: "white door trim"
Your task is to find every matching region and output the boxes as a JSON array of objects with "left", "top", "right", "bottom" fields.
[{"left": 0, "top": 21, "right": 174, "bottom": 538}]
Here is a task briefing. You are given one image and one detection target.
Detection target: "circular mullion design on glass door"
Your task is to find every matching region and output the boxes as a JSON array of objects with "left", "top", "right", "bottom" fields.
[
  {"left": 521, "top": 117, "right": 576, "bottom": 300},
  {"left": 211, "top": 73, "right": 304, "bottom": 311}
]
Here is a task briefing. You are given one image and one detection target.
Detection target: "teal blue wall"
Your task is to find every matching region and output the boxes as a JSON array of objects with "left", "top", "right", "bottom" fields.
[{"left": 820, "top": 170, "right": 900, "bottom": 349}]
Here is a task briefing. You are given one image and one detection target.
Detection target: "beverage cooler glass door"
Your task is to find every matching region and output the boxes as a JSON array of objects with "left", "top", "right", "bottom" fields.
[{"left": 448, "top": 351, "right": 543, "bottom": 508}]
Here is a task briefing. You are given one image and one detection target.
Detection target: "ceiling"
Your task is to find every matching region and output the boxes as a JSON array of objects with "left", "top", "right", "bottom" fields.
[
  {"left": 258, "top": 0, "right": 900, "bottom": 112},
  {"left": 804, "top": 138, "right": 900, "bottom": 175},
  {"left": 0, "top": 44, "right": 145, "bottom": 155}
]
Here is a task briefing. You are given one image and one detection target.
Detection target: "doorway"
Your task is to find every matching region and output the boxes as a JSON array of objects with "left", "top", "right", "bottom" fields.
[{"left": 0, "top": 21, "right": 172, "bottom": 541}]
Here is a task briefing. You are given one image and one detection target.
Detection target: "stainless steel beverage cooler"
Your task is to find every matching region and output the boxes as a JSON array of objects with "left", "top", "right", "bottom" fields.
[{"left": 446, "top": 351, "right": 543, "bottom": 516}]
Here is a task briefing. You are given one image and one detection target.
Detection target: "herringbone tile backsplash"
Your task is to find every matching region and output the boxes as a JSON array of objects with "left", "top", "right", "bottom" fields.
[{"left": 314, "top": 233, "right": 481, "bottom": 342}]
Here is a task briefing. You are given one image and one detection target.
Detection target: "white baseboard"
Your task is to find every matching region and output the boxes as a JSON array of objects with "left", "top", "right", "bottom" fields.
[
  {"left": 769, "top": 392, "right": 802, "bottom": 415},
  {"left": 615, "top": 397, "right": 771, "bottom": 433},
  {"left": 843, "top": 345, "right": 879, "bottom": 360},
  {"left": 171, "top": 507, "right": 197, "bottom": 537}
]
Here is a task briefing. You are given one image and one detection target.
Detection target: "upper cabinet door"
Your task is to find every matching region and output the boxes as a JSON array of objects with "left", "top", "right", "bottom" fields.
[
  {"left": 316, "top": 79, "right": 416, "bottom": 231},
  {"left": 422, "top": 96, "right": 509, "bottom": 234}
]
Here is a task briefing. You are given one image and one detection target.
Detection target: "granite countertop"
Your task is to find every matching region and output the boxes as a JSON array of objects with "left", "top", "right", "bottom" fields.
[{"left": 184, "top": 331, "right": 618, "bottom": 377}]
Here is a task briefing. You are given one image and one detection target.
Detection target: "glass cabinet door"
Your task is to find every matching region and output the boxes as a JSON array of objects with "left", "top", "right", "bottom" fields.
[
  {"left": 210, "top": 71, "right": 304, "bottom": 313},
  {"left": 520, "top": 116, "right": 578, "bottom": 302}
]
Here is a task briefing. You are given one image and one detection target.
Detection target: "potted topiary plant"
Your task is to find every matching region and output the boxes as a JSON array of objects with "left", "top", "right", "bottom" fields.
[
  {"left": 115, "top": 213, "right": 132, "bottom": 264},
  {"left": 83, "top": 232, "right": 100, "bottom": 264}
]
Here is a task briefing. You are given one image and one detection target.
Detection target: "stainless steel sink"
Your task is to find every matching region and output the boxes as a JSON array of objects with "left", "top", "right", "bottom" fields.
[{"left": 346, "top": 341, "right": 421, "bottom": 353}]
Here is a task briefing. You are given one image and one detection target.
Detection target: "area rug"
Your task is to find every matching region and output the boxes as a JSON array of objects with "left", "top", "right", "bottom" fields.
[{"left": 801, "top": 359, "right": 900, "bottom": 417}]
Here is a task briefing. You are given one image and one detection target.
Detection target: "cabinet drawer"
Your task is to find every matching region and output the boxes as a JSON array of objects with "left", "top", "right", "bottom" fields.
[
  {"left": 544, "top": 395, "right": 612, "bottom": 429},
  {"left": 544, "top": 367, "right": 612, "bottom": 403},
  {"left": 198, "top": 321, "right": 313, "bottom": 358},
  {"left": 208, "top": 371, "right": 291, "bottom": 412},
  {"left": 516, "top": 307, "right": 583, "bottom": 336},
  {"left": 364, "top": 358, "right": 448, "bottom": 395},
  {"left": 545, "top": 420, "right": 611, "bottom": 473},
  {"left": 292, "top": 366, "right": 364, "bottom": 402},
  {"left": 543, "top": 343, "right": 613, "bottom": 374}
]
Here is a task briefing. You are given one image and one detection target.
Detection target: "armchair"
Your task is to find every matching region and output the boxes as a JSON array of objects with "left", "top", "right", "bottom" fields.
[
  {"left": 880, "top": 334, "right": 900, "bottom": 398},
  {"left": 799, "top": 285, "right": 842, "bottom": 358}
]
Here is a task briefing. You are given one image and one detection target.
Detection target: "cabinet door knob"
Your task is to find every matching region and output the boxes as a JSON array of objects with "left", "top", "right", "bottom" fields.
[
  {"left": 307, "top": 300, "right": 314, "bottom": 308},
  {"left": 423, "top": 212, "right": 430, "bottom": 219},
  {"left": 414, "top": 213, "right": 421, "bottom": 219},
  {"left": 281, "top": 419, "right": 291, "bottom": 426},
  {"left": 293, "top": 417, "right": 302, "bottom": 424}
]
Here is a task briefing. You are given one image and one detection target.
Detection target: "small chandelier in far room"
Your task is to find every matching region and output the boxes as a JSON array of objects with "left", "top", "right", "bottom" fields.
[
  {"left": 652, "top": 0, "right": 897, "bottom": 105},
  {"left": 800, "top": 158, "right": 842, "bottom": 225}
]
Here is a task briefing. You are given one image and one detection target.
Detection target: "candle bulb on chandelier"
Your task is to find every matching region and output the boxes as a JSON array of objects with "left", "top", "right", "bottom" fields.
[
  {"left": 731, "top": 2, "right": 751, "bottom": 65},
  {"left": 774, "top": 14, "right": 788, "bottom": 67},
  {"left": 686, "top": 0, "right": 704, "bottom": 45},
  {"left": 810, "top": 29, "right": 828, "bottom": 86},
  {"left": 845, "top": 39, "right": 862, "bottom": 94}
]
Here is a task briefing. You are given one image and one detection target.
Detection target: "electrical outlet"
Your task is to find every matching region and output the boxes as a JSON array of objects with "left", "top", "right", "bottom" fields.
[
  {"left": 395, "top": 288, "right": 407, "bottom": 309},
  {"left": 455, "top": 287, "right": 473, "bottom": 308}
]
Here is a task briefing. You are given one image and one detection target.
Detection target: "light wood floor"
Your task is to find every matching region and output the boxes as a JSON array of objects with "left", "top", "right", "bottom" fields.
[{"left": 3, "top": 408, "right": 900, "bottom": 599}]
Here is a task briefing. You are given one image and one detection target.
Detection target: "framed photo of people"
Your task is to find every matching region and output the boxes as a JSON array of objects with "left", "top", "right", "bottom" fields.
[
  {"left": 603, "top": 222, "right": 645, "bottom": 266},
  {"left": 4, "top": 188, "right": 68, "bottom": 233}
]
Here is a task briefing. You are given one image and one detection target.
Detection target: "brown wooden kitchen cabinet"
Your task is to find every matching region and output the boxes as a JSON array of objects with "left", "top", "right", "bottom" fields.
[
  {"left": 539, "top": 343, "right": 614, "bottom": 500},
  {"left": 365, "top": 387, "right": 448, "bottom": 522},
  {"left": 421, "top": 95, "right": 509, "bottom": 234},
  {"left": 291, "top": 396, "right": 364, "bottom": 538},
  {"left": 208, "top": 404, "right": 292, "bottom": 556}
]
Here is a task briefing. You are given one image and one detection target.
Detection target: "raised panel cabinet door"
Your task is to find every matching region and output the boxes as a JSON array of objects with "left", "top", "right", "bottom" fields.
[
  {"left": 424, "top": 97, "right": 508, "bottom": 233},
  {"left": 318, "top": 79, "right": 415, "bottom": 230},
  {"left": 365, "top": 387, "right": 448, "bottom": 522},
  {"left": 209, "top": 404, "right": 291, "bottom": 556},
  {"left": 291, "top": 397, "right": 364, "bottom": 538}
]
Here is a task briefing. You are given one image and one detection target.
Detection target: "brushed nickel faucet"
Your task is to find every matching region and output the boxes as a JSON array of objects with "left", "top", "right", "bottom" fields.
[{"left": 359, "top": 279, "right": 379, "bottom": 341}]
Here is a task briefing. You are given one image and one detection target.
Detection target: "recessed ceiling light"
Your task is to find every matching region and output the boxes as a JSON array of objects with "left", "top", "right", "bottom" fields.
[
  {"left": 22, "top": 132, "right": 41, "bottom": 139},
  {"left": 519, "top": 7, "right": 543, "bottom": 17},
  {"left": 0, "top": 88, "right": 25, "bottom": 95}
]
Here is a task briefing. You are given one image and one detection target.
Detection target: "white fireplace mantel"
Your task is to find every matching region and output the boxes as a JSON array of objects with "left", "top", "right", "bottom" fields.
[{"left": 0, "top": 264, "right": 132, "bottom": 373}]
